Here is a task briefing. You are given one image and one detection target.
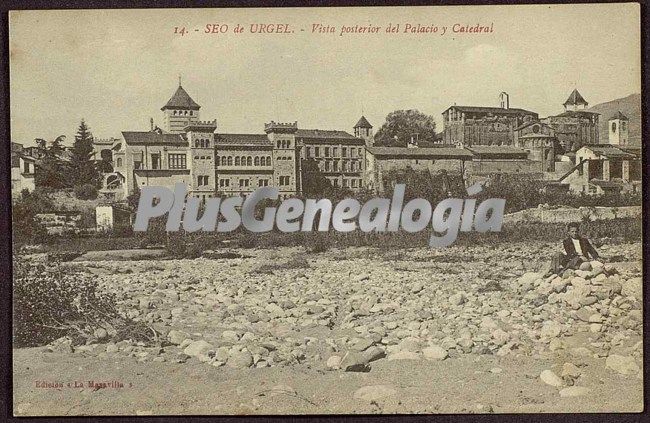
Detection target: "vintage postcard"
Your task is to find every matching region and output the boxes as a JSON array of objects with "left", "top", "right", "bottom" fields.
[{"left": 10, "top": 4, "right": 643, "bottom": 415}]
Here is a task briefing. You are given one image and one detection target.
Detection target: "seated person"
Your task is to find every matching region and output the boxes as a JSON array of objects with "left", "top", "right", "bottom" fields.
[{"left": 544, "top": 222, "right": 601, "bottom": 277}]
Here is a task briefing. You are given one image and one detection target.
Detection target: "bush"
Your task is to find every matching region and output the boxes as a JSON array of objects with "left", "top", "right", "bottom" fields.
[
  {"left": 12, "top": 190, "right": 53, "bottom": 244},
  {"left": 236, "top": 230, "right": 259, "bottom": 249},
  {"left": 477, "top": 173, "right": 642, "bottom": 213},
  {"left": 304, "top": 232, "right": 331, "bottom": 253},
  {"left": 73, "top": 183, "right": 98, "bottom": 200},
  {"left": 13, "top": 256, "right": 158, "bottom": 347}
]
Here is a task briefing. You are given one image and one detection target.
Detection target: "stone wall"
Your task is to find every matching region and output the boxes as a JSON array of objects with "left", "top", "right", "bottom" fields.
[{"left": 503, "top": 205, "right": 641, "bottom": 224}]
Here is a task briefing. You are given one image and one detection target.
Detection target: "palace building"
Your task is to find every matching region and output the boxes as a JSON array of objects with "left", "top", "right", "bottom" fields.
[{"left": 97, "top": 83, "right": 367, "bottom": 201}]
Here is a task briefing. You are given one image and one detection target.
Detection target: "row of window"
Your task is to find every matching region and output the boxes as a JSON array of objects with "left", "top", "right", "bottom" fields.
[
  {"left": 169, "top": 154, "right": 187, "bottom": 169},
  {"left": 217, "top": 156, "right": 273, "bottom": 166},
  {"left": 172, "top": 110, "right": 194, "bottom": 116},
  {"left": 194, "top": 139, "right": 211, "bottom": 148},
  {"left": 330, "top": 178, "right": 363, "bottom": 188},
  {"left": 132, "top": 153, "right": 187, "bottom": 170},
  {"left": 126, "top": 152, "right": 359, "bottom": 173},
  {"left": 276, "top": 140, "right": 293, "bottom": 149},
  {"left": 219, "top": 178, "right": 272, "bottom": 188},
  {"left": 318, "top": 159, "right": 362, "bottom": 173},
  {"left": 197, "top": 175, "right": 210, "bottom": 186},
  {"left": 307, "top": 146, "right": 364, "bottom": 158}
]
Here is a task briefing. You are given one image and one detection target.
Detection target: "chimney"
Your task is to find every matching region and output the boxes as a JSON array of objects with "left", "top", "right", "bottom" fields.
[
  {"left": 150, "top": 118, "right": 154, "bottom": 131},
  {"left": 500, "top": 92, "right": 509, "bottom": 109}
]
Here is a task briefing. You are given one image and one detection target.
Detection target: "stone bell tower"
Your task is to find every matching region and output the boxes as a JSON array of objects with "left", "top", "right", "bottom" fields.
[
  {"left": 354, "top": 116, "right": 374, "bottom": 147},
  {"left": 608, "top": 111, "right": 629, "bottom": 146}
]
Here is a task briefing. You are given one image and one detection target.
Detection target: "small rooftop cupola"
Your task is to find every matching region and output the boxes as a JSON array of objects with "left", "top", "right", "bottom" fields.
[
  {"left": 608, "top": 111, "right": 629, "bottom": 146},
  {"left": 161, "top": 78, "right": 201, "bottom": 133},
  {"left": 354, "top": 115, "right": 374, "bottom": 147},
  {"left": 563, "top": 89, "right": 589, "bottom": 112}
]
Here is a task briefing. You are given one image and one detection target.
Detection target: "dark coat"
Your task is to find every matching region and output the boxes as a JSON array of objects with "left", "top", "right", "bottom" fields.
[{"left": 563, "top": 236, "right": 599, "bottom": 260}]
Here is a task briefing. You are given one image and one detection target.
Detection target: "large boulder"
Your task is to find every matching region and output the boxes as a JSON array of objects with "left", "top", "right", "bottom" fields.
[
  {"left": 183, "top": 340, "right": 214, "bottom": 357},
  {"left": 606, "top": 354, "right": 640, "bottom": 375}
]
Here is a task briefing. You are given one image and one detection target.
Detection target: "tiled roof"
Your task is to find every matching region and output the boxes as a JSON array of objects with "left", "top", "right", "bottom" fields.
[
  {"left": 619, "top": 147, "right": 641, "bottom": 158},
  {"left": 122, "top": 131, "right": 188, "bottom": 145},
  {"left": 466, "top": 146, "right": 529, "bottom": 158},
  {"left": 161, "top": 85, "right": 200, "bottom": 111},
  {"left": 582, "top": 144, "right": 636, "bottom": 158},
  {"left": 215, "top": 133, "right": 272, "bottom": 146},
  {"left": 563, "top": 89, "right": 588, "bottom": 106},
  {"left": 367, "top": 146, "right": 473, "bottom": 159},
  {"left": 296, "top": 129, "right": 358, "bottom": 139},
  {"left": 353, "top": 116, "right": 372, "bottom": 128},
  {"left": 552, "top": 110, "right": 600, "bottom": 118},
  {"left": 610, "top": 111, "right": 629, "bottom": 120},
  {"left": 444, "top": 105, "right": 537, "bottom": 116}
]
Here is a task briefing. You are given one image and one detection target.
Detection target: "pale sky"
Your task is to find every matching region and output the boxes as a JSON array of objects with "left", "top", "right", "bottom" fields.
[{"left": 10, "top": 4, "right": 641, "bottom": 146}]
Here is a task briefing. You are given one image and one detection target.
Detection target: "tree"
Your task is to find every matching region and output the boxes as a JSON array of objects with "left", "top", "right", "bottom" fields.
[
  {"left": 374, "top": 109, "right": 437, "bottom": 147},
  {"left": 300, "top": 158, "right": 335, "bottom": 198},
  {"left": 34, "top": 135, "right": 69, "bottom": 189},
  {"left": 71, "top": 119, "right": 101, "bottom": 187},
  {"left": 12, "top": 189, "right": 54, "bottom": 243},
  {"left": 382, "top": 168, "right": 449, "bottom": 203}
]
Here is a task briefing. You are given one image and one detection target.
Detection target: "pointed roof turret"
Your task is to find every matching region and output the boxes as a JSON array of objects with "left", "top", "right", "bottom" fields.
[
  {"left": 563, "top": 89, "right": 588, "bottom": 107},
  {"left": 161, "top": 84, "right": 200, "bottom": 111},
  {"left": 354, "top": 115, "right": 372, "bottom": 129},
  {"left": 610, "top": 111, "right": 628, "bottom": 120}
]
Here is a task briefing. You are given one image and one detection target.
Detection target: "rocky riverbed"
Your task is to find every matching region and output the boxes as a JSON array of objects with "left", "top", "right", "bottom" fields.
[{"left": 14, "top": 240, "right": 643, "bottom": 414}]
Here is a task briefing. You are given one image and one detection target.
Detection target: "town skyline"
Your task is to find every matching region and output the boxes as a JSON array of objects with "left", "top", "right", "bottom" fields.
[{"left": 9, "top": 4, "right": 641, "bottom": 145}]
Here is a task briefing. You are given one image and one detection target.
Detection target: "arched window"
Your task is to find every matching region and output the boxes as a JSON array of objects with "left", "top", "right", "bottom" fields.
[
  {"left": 254, "top": 157, "right": 260, "bottom": 166},
  {"left": 266, "top": 156, "right": 272, "bottom": 166},
  {"left": 235, "top": 157, "right": 241, "bottom": 166},
  {"left": 116, "top": 158, "right": 122, "bottom": 167},
  {"left": 227, "top": 156, "right": 233, "bottom": 166},
  {"left": 215, "top": 156, "right": 220, "bottom": 166},
  {"left": 277, "top": 141, "right": 281, "bottom": 148},
  {"left": 612, "top": 122, "right": 617, "bottom": 133},
  {"left": 247, "top": 157, "right": 252, "bottom": 166}
]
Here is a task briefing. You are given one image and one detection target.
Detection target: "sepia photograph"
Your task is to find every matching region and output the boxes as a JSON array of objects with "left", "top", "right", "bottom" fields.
[{"left": 9, "top": 3, "right": 643, "bottom": 415}]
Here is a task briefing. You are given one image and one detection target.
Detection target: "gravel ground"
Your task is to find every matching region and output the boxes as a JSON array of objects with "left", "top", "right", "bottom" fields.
[{"left": 13, "top": 240, "right": 644, "bottom": 415}]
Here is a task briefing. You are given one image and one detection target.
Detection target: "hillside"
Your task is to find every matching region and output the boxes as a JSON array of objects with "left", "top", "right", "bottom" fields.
[{"left": 587, "top": 93, "right": 641, "bottom": 146}]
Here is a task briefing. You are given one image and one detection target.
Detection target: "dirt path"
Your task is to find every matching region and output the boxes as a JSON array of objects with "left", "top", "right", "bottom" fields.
[{"left": 13, "top": 347, "right": 642, "bottom": 415}]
